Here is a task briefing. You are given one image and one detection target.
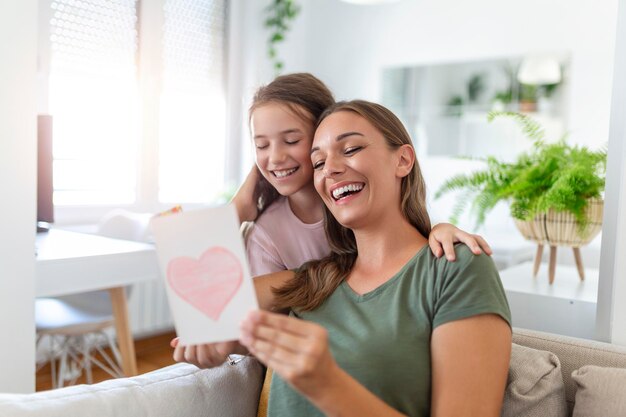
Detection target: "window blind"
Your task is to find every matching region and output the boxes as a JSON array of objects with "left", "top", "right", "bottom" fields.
[
  {"left": 49, "top": 0, "right": 140, "bottom": 205},
  {"left": 158, "top": 0, "right": 227, "bottom": 203}
]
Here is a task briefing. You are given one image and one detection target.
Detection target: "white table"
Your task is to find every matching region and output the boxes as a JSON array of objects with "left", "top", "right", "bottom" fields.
[
  {"left": 499, "top": 261, "right": 598, "bottom": 339},
  {"left": 36, "top": 229, "right": 160, "bottom": 376}
]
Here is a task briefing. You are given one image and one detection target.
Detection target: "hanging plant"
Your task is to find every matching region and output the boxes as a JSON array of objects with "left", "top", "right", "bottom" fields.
[{"left": 264, "top": 0, "right": 301, "bottom": 76}]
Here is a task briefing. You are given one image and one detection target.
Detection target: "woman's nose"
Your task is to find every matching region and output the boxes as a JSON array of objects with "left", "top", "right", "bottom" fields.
[{"left": 323, "top": 154, "right": 344, "bottom": 178}]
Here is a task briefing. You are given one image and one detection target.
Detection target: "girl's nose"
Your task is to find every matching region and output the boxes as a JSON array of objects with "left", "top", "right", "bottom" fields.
[{"left": 269, "top": 147, "right": 287, "bottom": 165}]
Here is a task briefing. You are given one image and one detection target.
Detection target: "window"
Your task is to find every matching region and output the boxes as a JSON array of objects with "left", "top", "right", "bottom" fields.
[
  {"left": 159, "top": 0, "right": 226, "bottom": 203},
  {"left": 48, "top": 0, "right": 140, "bottom": 205},
  {"left": 40, "top": 0, "right": 228, "bottom": 219}
]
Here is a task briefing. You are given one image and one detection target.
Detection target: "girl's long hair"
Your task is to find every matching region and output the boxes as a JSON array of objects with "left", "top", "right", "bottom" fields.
[
  {"left": 273, "top": 100, "right": 432, "bottom": 311},
  {"left": 249, "top": 73, "right": 335, "bottom": 215}
]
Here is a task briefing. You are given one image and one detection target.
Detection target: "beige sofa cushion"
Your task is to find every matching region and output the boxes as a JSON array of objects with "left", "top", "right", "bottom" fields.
[
  {"left": 501, "top": 343, "right": 567, "bottom": 417},
  {"left": 0, "top": 358, "right": 264, "bottom": 417},
  {"left": 572, "top": 365, "right": 626, "bottom": 417},
  {"left": 513, "top": 327, "right": 626, "bottom": 414}
]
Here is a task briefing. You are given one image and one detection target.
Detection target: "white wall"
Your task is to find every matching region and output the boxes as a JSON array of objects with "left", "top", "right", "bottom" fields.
[
  {"left": 292, "top": 0, "right": 617, "bottom": 148},
  {"left": 227, "top": 0, "right": 278, "bottom": 180},
  {"left": 0, "top": 0, "right": 38, "bottom": 393}
]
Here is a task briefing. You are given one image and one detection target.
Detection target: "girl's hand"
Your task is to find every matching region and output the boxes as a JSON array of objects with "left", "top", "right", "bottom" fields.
[
  {"left": 429, "top": 223, "right": 492, "bottom": 262},
  {"left": 239, "top": 310, "right": 339, "bottom": 397},
  {"left": 231, "top": 166, "right": 260, "bottom": 223},
  {"left": 171, "top": 337, "right": 247, "bottom": 368}
]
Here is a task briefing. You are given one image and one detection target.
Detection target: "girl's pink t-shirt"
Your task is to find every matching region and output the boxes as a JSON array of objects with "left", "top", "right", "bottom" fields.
[{"left": 245, "top": 197, "right": 330, "bottom": 276}]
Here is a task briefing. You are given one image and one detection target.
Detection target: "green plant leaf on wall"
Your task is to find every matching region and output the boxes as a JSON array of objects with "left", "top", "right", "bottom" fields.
[{"left": 264, "top": 0, "right": 301, "bottom": 76}]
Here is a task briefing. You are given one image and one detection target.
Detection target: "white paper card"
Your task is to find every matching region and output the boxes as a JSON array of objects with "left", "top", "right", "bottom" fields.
[{"left": 150, "top": 205, "right": 258, "bottom": 346}]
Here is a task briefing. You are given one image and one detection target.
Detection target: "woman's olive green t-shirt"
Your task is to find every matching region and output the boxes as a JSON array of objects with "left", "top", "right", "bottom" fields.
[{"left": 267, "top": 244, "right": 511, "bottom": 417}]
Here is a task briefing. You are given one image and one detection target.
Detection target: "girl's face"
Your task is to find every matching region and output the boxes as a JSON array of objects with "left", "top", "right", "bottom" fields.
[
  {"left": 251, "top": 102, "right": 316, "bottom": 197},
  {"left": 311, "top": 111, "right": 406, "bottom": 230}
]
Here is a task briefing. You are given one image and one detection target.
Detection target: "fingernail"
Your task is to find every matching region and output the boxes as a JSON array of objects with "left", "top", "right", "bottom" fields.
[{"left": 170, "top": 338, "right": 179, "bottom": 348}]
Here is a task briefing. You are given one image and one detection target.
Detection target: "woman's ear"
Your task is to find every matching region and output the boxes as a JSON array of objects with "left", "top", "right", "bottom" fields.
[{"left": 395, "top": 144, "right": 415, "bottom": 178}]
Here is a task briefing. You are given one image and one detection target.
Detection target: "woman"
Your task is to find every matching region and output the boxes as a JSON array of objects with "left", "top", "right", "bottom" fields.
[
  {"left": 180, "top": 100, "right": 512, "bottom": 416},
  {"left": 233, "top": 73, "right": 492, "bottom": 277}
]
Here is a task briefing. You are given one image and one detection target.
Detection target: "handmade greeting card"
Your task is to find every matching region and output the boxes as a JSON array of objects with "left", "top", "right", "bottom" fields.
[{"left": 150, "top": 205, "right": 258, "bottom": 346}]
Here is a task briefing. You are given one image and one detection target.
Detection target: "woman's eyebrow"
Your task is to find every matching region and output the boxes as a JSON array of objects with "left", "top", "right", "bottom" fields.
[
  {"left": 336, "top": 131, "right": 364, "bottom": 141},
  {"left": 310, "top": 131, "right": 364, "bottom": 155}
]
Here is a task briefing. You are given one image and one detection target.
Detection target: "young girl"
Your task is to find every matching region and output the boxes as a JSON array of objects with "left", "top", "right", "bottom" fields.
[
  {"left": 180, "top": 100, "right": 512, "bottom": 416},
  {"left": 233, "top": 73, "right": 492, "bottom": 277}
]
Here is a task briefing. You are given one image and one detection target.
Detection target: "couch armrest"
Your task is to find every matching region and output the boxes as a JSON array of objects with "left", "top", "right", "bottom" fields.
[{"left": 0, "top": 358, "right": 264, "bottom": 417}]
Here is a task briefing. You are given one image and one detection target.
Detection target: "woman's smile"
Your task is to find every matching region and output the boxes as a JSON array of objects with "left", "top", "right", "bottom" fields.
[{"left": 330, "top": 182, "right": 366, "bottom": 202}]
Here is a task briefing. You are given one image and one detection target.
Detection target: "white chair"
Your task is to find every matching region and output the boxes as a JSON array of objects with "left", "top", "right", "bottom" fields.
[{"left": 35, "top": 209, "right": 152, "bottom": 388}]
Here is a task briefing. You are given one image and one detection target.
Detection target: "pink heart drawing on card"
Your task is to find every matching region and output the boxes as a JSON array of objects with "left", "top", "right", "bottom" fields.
[{"left": 166, "top": 247, "right": 243, "bottom": 321}]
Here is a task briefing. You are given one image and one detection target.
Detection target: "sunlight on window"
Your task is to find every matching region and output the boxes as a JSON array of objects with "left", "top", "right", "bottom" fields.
[
  {"left": 159, "top": 93, "right": 226, "bottom": 203},
  {"left": 48, "top": 0, "right": 139, "bottom": 206},
  {"left": 158, "top": 0, "right": 226, "bottom": 204}
]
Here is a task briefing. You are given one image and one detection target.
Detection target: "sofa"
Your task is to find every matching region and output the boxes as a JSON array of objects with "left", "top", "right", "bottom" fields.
[{"left": 2, "top": 328, "right": 626, "bottom": 417}]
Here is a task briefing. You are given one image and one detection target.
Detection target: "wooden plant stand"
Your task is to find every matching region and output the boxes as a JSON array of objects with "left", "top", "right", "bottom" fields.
[
  {"left": 515, "top": 199, "right": 603, "bottom": 285},
  {"left": 532, "top": 244, "right": 586, "bottom": 284}
]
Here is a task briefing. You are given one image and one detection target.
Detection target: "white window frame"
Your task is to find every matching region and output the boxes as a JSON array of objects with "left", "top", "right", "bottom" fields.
[
  {"left": 596, "top": 0, "right": 626, "bottom": 345},
  {"left": 37, "top": 0, "right": 233, "bottom": 225}
]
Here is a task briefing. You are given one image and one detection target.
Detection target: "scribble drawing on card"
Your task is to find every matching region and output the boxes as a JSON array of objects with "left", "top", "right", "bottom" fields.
[{"left": 166, "top": 246, "right": 243, "bottom": 321}]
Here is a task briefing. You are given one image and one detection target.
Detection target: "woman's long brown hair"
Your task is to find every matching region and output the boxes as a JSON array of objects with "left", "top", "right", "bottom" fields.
[
  {"left": 273, "top": 100, "right": 432, "bottom": 311},
  {"left": 248, "top": 73, "right": 335, "bottom": 215}
]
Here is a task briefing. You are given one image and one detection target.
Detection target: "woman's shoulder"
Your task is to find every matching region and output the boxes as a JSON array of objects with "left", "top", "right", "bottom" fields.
[
  {"left": 418, "top": 244, "right": 511, "bottom": 329},
  {"left": 406, "top": 244, "right": 500, "bottom": 292},
  {"left": 407, "top": 243, "right": 489, "bottom": 272}
]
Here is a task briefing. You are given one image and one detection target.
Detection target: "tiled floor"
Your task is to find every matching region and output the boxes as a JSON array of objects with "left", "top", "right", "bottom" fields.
[{"left": 36, "top": 331, "right": 177, "bottom": 392}]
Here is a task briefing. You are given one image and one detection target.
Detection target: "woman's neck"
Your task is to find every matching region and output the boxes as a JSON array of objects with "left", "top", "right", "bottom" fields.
[
  {"left": 352, "top": 210, "right": 428, "bottom": 278},
  {"left": 287, "top": 184, "right": 324, "bottom": 224}
]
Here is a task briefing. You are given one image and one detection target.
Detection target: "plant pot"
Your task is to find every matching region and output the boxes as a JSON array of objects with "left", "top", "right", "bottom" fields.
[
  {"left": 518, "top": 100, "right": 537, "bottom": 113},
  {"left": 514, "top": 199, "right": 603, "bottom": 247},
  {"left": 513, "top": 199, "right": 603, "bottom": 283}
]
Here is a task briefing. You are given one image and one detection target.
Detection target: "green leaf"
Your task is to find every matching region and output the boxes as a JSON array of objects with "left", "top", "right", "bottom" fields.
[
  {"left": 264, "top": 0, "right": 301, "bottom": 69},
  {"left": 487, "top": 111, "right": 545, "bottom": 141},
  {"left": 434, "top": 112, "right": 606, "bottom": 229}
]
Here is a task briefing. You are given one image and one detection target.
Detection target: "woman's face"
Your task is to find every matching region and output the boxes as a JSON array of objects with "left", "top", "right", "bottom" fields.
[
  {"left": 311, "top": 111, "right": 405, "bottom": 230},
  {"left": 251, "top": 102, "right": 315, "bottom": 197}
]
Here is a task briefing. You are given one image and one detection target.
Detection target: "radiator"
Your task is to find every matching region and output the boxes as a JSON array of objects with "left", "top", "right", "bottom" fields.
[{"left": 128, "top": 278, "right": 174, "bottom": 338}]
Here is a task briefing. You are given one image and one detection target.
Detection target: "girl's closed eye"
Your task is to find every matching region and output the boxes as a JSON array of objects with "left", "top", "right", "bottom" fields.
[{"left": 285, "top": 138, "right": 301, "bottom": 145}]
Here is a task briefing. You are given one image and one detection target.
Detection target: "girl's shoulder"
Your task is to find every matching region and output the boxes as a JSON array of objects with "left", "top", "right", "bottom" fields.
[{"left": 255, "top": 196, "right": 289, "bottom": 226}]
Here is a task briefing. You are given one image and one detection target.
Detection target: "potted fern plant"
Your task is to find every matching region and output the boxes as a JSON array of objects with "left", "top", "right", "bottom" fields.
[{"left": 436, "top": 112, "right": 606, "bottom": 283}]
